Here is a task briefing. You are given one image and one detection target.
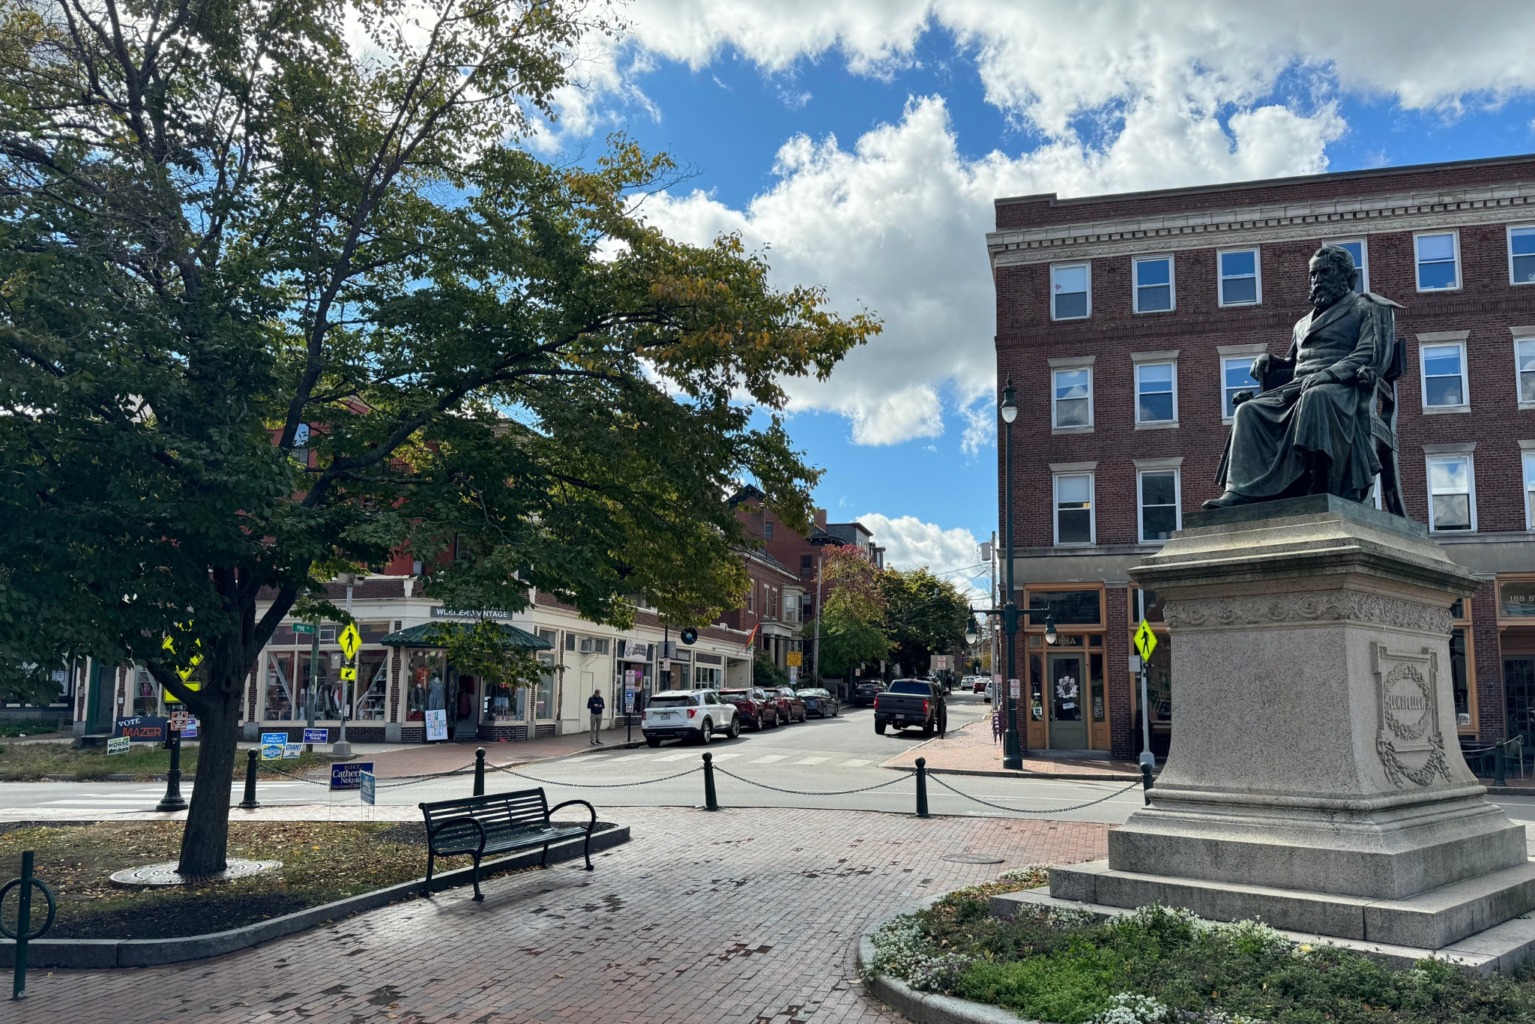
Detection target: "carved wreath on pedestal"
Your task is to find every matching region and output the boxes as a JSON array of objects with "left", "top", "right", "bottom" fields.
[{"left": 1373, "top": 644, "right": 1452, "bottom": 788}]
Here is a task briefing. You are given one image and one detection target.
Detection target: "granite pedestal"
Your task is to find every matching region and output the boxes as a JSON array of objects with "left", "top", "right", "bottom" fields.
[{"left": 1050, "top": 496, "right": 1535, "bottom": 957}]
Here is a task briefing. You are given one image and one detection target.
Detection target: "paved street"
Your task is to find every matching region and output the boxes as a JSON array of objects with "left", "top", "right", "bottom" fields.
[{"left": 9, "top": 807, "right": 1109, "bottom": 1024}]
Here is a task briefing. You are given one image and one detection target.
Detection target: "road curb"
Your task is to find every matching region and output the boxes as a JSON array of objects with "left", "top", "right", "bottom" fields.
[
  {"left": 0, "top": 824, "right": 631, "bottom": 969},
  {"left": 885, "top": 764, "right": 1142, "bottom": 783}
]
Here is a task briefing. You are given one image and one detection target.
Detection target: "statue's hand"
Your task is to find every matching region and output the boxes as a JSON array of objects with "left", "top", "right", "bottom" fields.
[
  {"left": 1300, "top": 370, "right": 1336, "bottom": 392},
  {"left": 1250, "top": 353, "right": 1272, "bottom": 381}
]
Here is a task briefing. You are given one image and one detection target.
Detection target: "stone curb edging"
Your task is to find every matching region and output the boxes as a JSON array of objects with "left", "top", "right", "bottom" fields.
[
  {"left": 857, "top": 903, "right": 1045, "bottom": 1024},
  {"left": 0, "top": 824, "right": 630, "bottom": 970}
]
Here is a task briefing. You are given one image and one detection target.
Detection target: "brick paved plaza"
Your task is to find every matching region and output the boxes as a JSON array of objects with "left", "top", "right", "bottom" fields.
[{"left": 11, "top": 807, "right": 1107, "bottom": 1024}]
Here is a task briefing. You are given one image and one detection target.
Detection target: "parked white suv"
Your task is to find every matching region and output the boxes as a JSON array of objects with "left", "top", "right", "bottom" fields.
[{"left": 642, "top": 689, "right": 740, "bottom": 747}]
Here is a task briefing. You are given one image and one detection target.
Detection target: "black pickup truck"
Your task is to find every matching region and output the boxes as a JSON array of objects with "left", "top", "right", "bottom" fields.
[{"left": 873, "top": 678, "right": 947, "bottom": 737}]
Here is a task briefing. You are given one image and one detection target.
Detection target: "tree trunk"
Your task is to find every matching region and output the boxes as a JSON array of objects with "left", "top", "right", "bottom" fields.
[{"left": 176, "top": 679, "right": 242, "bottom": 875}]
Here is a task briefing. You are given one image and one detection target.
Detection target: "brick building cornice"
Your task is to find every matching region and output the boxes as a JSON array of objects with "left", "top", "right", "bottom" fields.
[{"left": 989, "top": 179, "right": 1535, "bottom": 269}]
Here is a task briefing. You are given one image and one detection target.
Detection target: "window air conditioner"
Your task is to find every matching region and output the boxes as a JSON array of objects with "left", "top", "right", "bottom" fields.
[{"left": 578, "top": 637, "right": 596, "bottom": 654}]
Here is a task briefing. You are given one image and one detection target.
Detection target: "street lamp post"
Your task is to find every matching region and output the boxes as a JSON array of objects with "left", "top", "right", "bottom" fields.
[
  {"left": 967, "top": 607, "right": 1055, "bottom": 770},
  {"left": 999, "top": 379, "right": 1022, "bottom": 770}
]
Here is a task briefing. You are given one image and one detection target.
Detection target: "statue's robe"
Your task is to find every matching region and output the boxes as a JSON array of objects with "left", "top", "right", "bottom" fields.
[{"left": 1215, "top": 291, "right": 1402, "bottom": 501}]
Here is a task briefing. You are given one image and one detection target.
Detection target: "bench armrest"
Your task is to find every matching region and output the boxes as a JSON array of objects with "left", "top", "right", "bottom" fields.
[
  {"left": 548, "top": 799, "right": 597, "bottom": 832},
  {"left": 427, "top": 814, "right": 487, "bottom": 855}
]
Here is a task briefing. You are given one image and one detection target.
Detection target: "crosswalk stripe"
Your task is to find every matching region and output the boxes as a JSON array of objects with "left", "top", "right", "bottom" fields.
[
  {"left": 707, "top": 752, "right": 742, "bottom": 761},
  {"left": 839, "top": 759, "right": 872, "bottom": 767},
  {"left": 749, "top": 755, "right": 787, "bottom": 764},
  {"left": 792, "top": 757, "right": 828, "bottom": 765},
  {"left": 657, "top": 752, "right": 696, "bottom": 762}
]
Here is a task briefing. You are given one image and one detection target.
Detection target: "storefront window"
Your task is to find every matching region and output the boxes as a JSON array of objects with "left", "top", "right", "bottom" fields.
[
  {"left": 406, "top": 651, "right": 446, "bottom": 722},
  {"left": 535, "top": 656, "right": 556, "bottom": 719},
  {"left": 1027, "top": 589, "right": 1102, "bottom": 626},
  {"left": 1450, "top": 628, "right": 1471, "bottom": 728},
  {"left": 1133, "top": 589, "right": 1165, "bottom": 624},
  {"left": 264, "top": 653, "right": 296, "bottom": 720},
  {"left": 1090, "top": 652, "right": 1105, "bottom": 722},
  {"left": 1028, "top": 653, "right": 1044, "bottom": 720},
  {"left": 489, "top": 681, "right": 522, "bottom": 720},
  {"left": 1500, "top": 581, "right": 1535, "bottom": 618},
  {"left": 354, "top": 651, "right": 388, "bottom": 721},
  {"left": 132, "top": 665, "right": 160, "bottom": 717},
  {"left": 694, "top": 666, "right": 721, "bottom": 688}
]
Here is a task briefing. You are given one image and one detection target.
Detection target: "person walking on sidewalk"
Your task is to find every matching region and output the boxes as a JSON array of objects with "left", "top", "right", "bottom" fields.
[{"left": 587, "top": 688, "right": 606, "bottom": 745}]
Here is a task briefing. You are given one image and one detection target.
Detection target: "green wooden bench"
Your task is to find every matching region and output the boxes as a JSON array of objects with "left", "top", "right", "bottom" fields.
[{"left": 419, "top": 788, "right": 596, "bottom": 901}]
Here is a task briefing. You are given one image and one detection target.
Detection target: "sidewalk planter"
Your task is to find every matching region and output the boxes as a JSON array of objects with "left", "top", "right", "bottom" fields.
[{"left": 0, "top": 824, "right": 629, "bottom": 969}]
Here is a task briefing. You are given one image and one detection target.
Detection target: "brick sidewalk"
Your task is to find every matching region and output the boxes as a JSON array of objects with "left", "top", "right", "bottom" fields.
[
  {"left": 10, "top": 806, "right": 1108, "bottom": 1024},
  {"left": 879, "top": 718, "right": 1141, "bottom": 779}
]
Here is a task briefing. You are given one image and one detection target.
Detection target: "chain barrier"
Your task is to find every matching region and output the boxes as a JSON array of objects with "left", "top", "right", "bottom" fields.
[
  {"left": 712, "top": 765, "right": 911, "bottom": 797},
  {"left": 927, "top": 773, "right": 1142, "bottom": 815},
  {"left": 488, "top": 761, "right": 704, "bottom": 789},
  {"left": 255, "top": 760, "right": 477, "bottom": 788}
]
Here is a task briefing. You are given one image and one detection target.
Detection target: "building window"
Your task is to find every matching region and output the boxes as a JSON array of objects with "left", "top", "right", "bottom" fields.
[
  {"left": 1138, "top": 469, "right": 1180, "bottom": 542},
  {"left": 1427, "top": 454, "right": 1475, "bottom": 532},
  {"left": 800, "top": 554, "right": 813, "bottom": 575},
  {"left": 1218, "top": 248, "right": 1261, "bottom": 306},
  {"left": 535, "top": 655, "right": 556, "bottom": 720},
  {"left": 1518, "top": 338, "right": 1535, "bottom": 405},
  {"left": 1415, "top": 231, "right": 1460, "bottom": 292},
  {"left": 1328, "top": 239, "right": 1369, "bottom": 293},
  {"left": 763, "top": 521, "right": 774, "bottom": 540},
  {"left": 1133, "top": 255, "right": 1174, "bottom": 313},
  {"left": 1053, "top": 473, "right": 1094, "bottom": 545},
  {"left": 1051, "top": 263, "right": 1091, "bottom": 320},
  {"left": 1134, "top": 362, "right": 1177, "bottom": 425},
  {"left": 1220, "top": 354, "right": 1261, "bottom": 420},
  {"left": 1052, "top": 367, "right": 1092, "bottom": 429},
  {"left": 1524, "top": 451, "right": 1535, "bottom": 531},
  {"left": 1512, "top": 226, "right": 1535, "bottom": 286},
  {"left": 746, "top": 586, "right": 755, "bottom": 613},
  {"left": 1420, "top": 341, "right": 1468, "bottom": 409}
]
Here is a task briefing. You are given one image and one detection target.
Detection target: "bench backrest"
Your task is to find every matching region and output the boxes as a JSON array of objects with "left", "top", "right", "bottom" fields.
[{"left": 420, "top": 788, "right": 551, "bottom": 832}]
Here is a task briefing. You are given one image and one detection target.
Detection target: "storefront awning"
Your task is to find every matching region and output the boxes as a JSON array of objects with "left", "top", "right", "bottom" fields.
[{"left": 379, "top": 622, "right": 552, "bottom": 650}]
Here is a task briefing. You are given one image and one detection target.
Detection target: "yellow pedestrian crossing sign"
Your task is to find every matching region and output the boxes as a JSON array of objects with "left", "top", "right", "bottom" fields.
[
  {"left": 339, "top": 666, "right": 357, "bottom": 682},
  {"left": 338, "top": 623, "right": 362, "bottom": 660},
  {"left": 1134, "top": 619, "right": 1158, "bottom": 662}
]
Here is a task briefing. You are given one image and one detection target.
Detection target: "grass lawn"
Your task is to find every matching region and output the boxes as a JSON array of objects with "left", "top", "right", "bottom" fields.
[
  {"left": 0, "top": 741, "right": 337, "bottom": 781},
  {"left": 867, "top": 871, "right": 1535, "bottom": 1024},
  {"left": 0, "top": 720, "right": 69, "bottom": 739}
]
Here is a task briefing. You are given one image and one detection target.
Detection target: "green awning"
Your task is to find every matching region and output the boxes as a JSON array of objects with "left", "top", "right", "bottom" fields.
[{"left": 379, "top": 621, "right": 552, "bottom": 650}]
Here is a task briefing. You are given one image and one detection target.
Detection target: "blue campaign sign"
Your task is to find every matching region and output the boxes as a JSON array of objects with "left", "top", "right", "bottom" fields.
[
  {"left": 330, "top": 761, "right": 375, "bottom": 791},
  {"left": 260, "top": 731, "right": 288, "bottom": 761},
  {"left": 302, "top": 727, "right": 329, "bottom": 744},
  {"left": 359, "top": 771, "right": 377, "bottom": 806}
]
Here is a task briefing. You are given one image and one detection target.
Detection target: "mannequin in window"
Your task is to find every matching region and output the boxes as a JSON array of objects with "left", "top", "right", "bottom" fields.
[{"left": 427, "top": 671, "right": 446, "bottom": 711}]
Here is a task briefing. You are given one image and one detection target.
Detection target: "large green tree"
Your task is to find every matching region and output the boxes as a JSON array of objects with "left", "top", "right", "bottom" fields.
[
  {"left": 881, "top": 567, "right": 969, "bottom": 678},
  {"left": 808, "top": 545, "right": 886, "bottom": 679},
  {"left": 0, "top": 0, "right": 876, "bottom": 873}
]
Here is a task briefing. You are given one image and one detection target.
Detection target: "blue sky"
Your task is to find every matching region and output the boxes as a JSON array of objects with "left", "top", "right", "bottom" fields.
[{"left": 534, "top": 2, "right": 1535, "bottom": 599}]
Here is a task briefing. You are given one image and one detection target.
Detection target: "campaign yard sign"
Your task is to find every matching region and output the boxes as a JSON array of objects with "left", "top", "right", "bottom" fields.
[
  {"left": 359, "top": 771, "right": 377, "bottom": 806},
  {"left": 302, "top": 728, "right": 330, "bottom": 744},
  {"left": 116, "top": 716, "right": 168, "bottom": 744},
  {"left": 260, "top": 732, "right": 288, "bottom": 760},
  {"left": 106, "top": 736, "right": 131, "bottom": 755},
  {"left": 283, "top": 743, "right": 303, "bottom": 759},
  {"left": 330, "top": 761, "right": 375, "bottom": 791}
]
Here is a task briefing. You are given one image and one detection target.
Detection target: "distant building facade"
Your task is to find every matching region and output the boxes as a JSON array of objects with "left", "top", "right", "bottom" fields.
[{"left": 989, "top": 154, "right": 1535, "bottom": 758}]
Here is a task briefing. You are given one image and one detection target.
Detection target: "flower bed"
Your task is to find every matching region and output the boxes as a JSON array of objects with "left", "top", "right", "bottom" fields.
[{"left": 864, "top": 869, "right": 1535, "bottom": 1024}]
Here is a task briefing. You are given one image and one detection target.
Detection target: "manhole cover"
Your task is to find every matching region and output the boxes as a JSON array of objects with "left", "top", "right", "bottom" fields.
[
  {"left": 110, "top": 859, "right": 282, "bottom": 887},
  {"left": 941, "top": 853, "right": 1005, "bottom": 864}
]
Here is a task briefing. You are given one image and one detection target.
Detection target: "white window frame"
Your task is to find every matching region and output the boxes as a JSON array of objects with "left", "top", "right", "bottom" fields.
[
  {"left": 1414, "top": 230, "right": 1461, "bottom": 293},
  {"left": 1131, "top": 353, "right": 1179, "bottom": 427},
  {"left": 1217, "top": 247, "right": 1262, "bottom": 307},
  {"left": 1417, "top": 332, "right": 1469, "bottom": 413},
  {"left": 1132, "top": 255, "right": 1175, "bottom": 314},
  {"left": 1049, "top": 358, "right": 1095, "bottom": 431},
  {"left": 1217, "top": 343, "right": 1266, "bottom": 422},
  {"left": 1522, "top": 443, "right": 1535, "bottom": 532},
  {"left": 1515, "top": 328, "right": 1535, "bottom": 409},
  {"left": 1425, "top": 448, "right": 1476, "bottom": 534},
  {"left": 1050, "top": 262, "right": 1092, "bottom": 321},
  {"left": 1134, "top": 461, "right": 1182, "bottom": 544},
  {"left": 1327, "top": 238, "right": 1370, "bottom": 294},
  {"left": 1511, "top": 225, "right": 1535, "bottom": 287},
  {"left": 1050, "top": 465, "right": 1096, "bottom": 547}
]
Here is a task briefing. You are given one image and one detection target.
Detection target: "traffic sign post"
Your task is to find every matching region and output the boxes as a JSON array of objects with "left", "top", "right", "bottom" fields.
[
  {"left": 333, "top": 622, "right": 362, "bottom": 758},
  {"left": 1134, "top": 619, "right": 1158, "bottom": 769}
]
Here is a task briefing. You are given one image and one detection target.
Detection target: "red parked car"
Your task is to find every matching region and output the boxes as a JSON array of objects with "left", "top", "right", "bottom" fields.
[
  {"left": 719, "top": 687, "right": 781, "bottom": 731},
  {"left": 770, "top": 687, "right": 807, "bottom": 724}
]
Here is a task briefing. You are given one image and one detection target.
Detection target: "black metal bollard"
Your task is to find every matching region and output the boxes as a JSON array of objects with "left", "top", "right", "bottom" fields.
[
  {"left": 4, "top": 851, "right": 57, "bottom": 1000},
  {"left": 1140, "top": 761, "right": 1154, "bottom": 806},
  {"left": 155, "top": 730, "right": 188, "bottom": 812},
  {"left": 702, "top": 752, "right": 719, "bottom": 811},
  {"left": 238, "top": 749, "right": 260, "bottom": 809},
  {"left": 474, "top": 747, "right": 486, "bottom": 797},
  {"left": 915, "top": 757, "right": 929, "bottom": 818},
  {"left": 1495, "top": 740, "right": 1508, "bottom": 788}
]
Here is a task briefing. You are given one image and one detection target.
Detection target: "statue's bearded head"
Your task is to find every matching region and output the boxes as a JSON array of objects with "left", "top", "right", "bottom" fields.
[{"left": 1308, "top": 245, "right": 1357, "bottom": 310}]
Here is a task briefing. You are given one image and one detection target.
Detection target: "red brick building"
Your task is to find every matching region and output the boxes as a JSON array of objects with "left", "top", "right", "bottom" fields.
[{"left": 988, "top": 154, "right": 1535, "bottom": 758}]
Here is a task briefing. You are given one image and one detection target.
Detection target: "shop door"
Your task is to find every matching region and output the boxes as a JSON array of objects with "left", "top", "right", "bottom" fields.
[
  {"left": 1505, "top": 657, "right": 1535, "bottom": 739},
  {"left": 1047, "top": 652, "right": 1088, "bottom": 750},
  {"left": 85, "top": 662, "right": 115, "bottom": 734},
  {"left": 452, "top": 675, "right": 479, "bottom": 740}
]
